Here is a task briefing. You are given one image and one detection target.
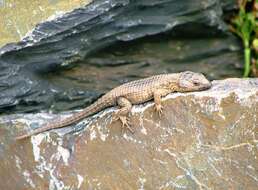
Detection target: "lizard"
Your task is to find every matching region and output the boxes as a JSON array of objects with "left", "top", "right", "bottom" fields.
[{"left": 15, "top": 71, "right": 211, "bottom": 140}]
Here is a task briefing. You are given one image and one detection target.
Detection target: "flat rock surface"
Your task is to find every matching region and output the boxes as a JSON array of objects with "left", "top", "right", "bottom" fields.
[{"left": 0, "top": 78, "right": 257, "bottom": 190}]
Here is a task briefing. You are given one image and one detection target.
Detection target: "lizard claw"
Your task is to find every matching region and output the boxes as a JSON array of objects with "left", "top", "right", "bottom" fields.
[
  {"left": 112, "top": 113, "right": 120, "bottom": 121},
  {"left": 155, "top": 104, "right": 163, "bottom": 117},
  {"left": 119, "top": 116, "right": 134, "bottom": 134}
]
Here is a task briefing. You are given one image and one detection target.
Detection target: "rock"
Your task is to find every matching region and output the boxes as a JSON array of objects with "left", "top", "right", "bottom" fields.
[
  {"left": 0, "top": 0, "right": 242, "bottom": 114},
  {"left": 0, "top": 78, "right": 257, "bottom": 189}
]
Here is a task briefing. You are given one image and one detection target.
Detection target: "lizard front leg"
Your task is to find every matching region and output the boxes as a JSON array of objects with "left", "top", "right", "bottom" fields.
[
  {"left": 153, "top": 89, "right": 171, "bottom": 117},
  {"left": 113, "top": 97, "right": 134, "bottom": 133}
]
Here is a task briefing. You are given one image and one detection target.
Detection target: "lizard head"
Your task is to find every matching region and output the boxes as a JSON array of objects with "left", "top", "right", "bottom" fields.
[{"left": 177, "top": 71, "right": 211, "bottom": 92}]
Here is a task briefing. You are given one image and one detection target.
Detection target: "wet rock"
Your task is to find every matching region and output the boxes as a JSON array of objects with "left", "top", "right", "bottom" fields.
[
  {"left": 0, "top": 0, "right": 241, "bottom": 114},
  {"left": 0, "top": 78, "right": 257, "bottom": 189}
]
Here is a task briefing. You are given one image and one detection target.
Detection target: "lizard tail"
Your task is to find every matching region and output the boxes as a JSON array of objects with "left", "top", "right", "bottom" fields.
[{"left": 15, "top": 96, "right": 114, "bottom": 140}]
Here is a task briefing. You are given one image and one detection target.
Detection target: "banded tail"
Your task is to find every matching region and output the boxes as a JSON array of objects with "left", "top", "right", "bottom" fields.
[{"left": 16, "top": 96, "right": 114, "bottom": 140}]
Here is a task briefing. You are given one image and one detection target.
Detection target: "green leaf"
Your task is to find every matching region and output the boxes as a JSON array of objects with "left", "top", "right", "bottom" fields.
[{"left": 253, "top": 39, "right": 258, "bottom": 49}]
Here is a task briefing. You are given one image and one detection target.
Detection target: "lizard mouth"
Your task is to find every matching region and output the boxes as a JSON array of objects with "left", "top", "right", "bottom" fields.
[{"left": 199, "top": 83, "right": 212, "bottom": 90}]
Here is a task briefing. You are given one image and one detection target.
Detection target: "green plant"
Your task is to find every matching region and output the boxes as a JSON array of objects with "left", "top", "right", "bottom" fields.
[
  {"left": 230, "top": 0, "right": 256, "bottom": 77},
  {"left": 252, "top": 38, "right": 258, "bottom": 76}
]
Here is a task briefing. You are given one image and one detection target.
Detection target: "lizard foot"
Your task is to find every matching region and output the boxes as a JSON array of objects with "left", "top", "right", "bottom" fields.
[
  {"left": 118, "top": 116, "right": 134, "bottom": 134},
  {"left": 155, "top": 104, "right": 163, "bottom": 117}
]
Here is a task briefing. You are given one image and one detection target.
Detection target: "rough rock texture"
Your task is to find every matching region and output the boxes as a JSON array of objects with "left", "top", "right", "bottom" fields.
[
  {"left": 0, "top": 0, "right": 91, "bottom": 46},
  {"left": 0, "top": 0, "right": 242, "bottom": 114},
  {"left": 0, "top": 79, "right": 257, "bottom": 190}
]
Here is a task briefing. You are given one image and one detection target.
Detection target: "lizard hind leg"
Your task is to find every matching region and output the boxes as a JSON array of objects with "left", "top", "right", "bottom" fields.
[{"left": 113, "top": 97, "right": 134, "bottom": 133}]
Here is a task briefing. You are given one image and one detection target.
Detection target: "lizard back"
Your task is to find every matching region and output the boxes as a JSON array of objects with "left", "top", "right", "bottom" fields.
[{"left": 108, "top": 73, "right": 179, "bottom": 104}]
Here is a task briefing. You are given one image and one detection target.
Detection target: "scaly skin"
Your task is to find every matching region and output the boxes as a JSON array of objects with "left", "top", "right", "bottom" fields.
[{"left": 16, "top": 71, "right": 211, "bottom": 140}]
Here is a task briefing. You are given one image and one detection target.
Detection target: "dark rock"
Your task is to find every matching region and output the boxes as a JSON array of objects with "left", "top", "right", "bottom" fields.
[
  {"left": 0, "top": 79, "right": 257, "bottom": 189},
  {"left": 0, "top": 0, "right": 241, "bottom": 114}
]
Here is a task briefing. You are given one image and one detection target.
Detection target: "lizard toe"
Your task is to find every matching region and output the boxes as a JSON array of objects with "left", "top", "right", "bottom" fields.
[
  {"left": 155, "top": 104, "right": 163, "bottom": 117},
  {"left": 119, "top": 116, "right": 134, "bottom": 134}
]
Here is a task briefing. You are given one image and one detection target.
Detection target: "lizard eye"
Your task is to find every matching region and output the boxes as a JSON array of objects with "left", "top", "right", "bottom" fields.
[{"left": 193, "top": 81, "right": 200, "bottom": 86}]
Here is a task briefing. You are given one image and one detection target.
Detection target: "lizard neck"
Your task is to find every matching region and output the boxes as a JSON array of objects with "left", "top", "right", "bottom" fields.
[{"left": 162, "top": 73, "right": 180, "bottom": 91}]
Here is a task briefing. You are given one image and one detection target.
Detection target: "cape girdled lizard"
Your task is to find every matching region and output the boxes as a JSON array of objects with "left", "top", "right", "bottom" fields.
[{"left": 16, "top": 71, "right": 211, "bottom": 140}]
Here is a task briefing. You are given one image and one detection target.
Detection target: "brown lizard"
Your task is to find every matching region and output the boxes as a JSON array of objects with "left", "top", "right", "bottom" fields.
[{"left": 16, "top": 71, "right": 211, "bottom": 140}]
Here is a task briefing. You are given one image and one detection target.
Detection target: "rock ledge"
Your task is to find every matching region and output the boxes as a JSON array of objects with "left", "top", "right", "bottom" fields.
[{"left": 0, "top": 78, "right": 257, "bottom": 190}]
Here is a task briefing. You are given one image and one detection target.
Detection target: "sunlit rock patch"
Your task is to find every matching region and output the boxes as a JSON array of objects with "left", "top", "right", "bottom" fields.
[{"left": 0, "top": 78, "right": 257, "bottom": 189}]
